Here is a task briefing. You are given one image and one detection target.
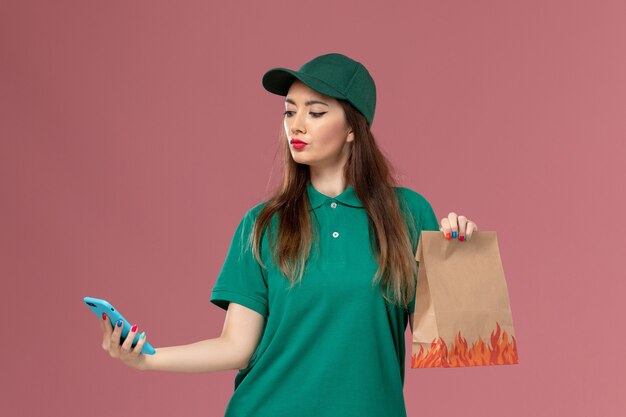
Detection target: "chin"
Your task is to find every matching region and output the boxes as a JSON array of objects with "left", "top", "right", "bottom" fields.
[{"left": 291, "top": 154, "right": 309, "bottom": 164}]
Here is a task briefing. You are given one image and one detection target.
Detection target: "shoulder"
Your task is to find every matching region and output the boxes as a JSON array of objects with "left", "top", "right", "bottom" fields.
[
  {"left": 239, "top": 200, "right": 273, "bottom": 231},
  {"left": 394, "top": 186, "right": 440, "bottom": 233},
  {"left": 393, "top": 186, "right": 434, "bottom": 213},
  {"left": 245, "top": 201, "right": 268, "bottom": 220}
]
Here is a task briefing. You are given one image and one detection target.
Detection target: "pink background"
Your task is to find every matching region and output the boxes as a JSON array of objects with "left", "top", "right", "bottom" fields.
[{"left": 1, "top": 1, "right": 624, "bottom": 416}]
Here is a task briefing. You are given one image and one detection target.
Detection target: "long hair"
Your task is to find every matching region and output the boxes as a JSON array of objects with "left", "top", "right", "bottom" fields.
[{"left": 250, "top": 99, "right": 418, "bottom": 310}]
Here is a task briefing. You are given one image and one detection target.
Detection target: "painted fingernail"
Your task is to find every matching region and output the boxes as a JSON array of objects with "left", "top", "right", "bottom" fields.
[
  {"left": 117, "top": 320, "right": 123, "bottom": 327},
  {"left": 131, "top": 324, "right": 138, "bottom": 333},
  {"left": 466, "top": 235, "right": 470, "bottom": 241},
  {"left": 445, "top": 232, "right": 451, "bottom": 240},
  {"left": 452, "top": 231, "right": 457, "bottom": 239},
  {"left": 140, "top": 332, "right": 146, "bottom": 339},
  {"left": 459, "top": 235, "right": 465, "bottom": 242},
  {"left": 102, "top": 313, "right": 107, "bottom": 320}
]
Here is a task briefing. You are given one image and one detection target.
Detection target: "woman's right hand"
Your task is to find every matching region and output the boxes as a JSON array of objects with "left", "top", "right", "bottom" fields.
[{"left": 100, "top": 313, "right": 148, "bottom": 371}]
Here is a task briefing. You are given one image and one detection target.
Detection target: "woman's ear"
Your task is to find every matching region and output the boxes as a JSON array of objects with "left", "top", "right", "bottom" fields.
[{"left": 347, "top": 130, "right": 355, "bottom": 143}]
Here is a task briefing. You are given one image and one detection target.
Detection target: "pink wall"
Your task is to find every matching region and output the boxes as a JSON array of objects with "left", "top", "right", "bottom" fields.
[{"left": 1, "top": 0, "right": 624, "bottom": 416}]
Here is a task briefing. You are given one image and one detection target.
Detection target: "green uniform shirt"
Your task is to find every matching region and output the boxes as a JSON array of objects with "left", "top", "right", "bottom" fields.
[{"left": 210, "top": 180, "right": 439, "bottom": 417}]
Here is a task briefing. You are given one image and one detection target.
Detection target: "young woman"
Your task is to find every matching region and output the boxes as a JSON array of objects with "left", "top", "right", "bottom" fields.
[{"left": 98, "top": 53, "right": 478, "bottom": 417}]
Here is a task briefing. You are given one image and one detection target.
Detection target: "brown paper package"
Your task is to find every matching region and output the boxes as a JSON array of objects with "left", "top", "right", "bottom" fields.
[{"left": 411, "top": 231, "right": 519, "bottom": 368}]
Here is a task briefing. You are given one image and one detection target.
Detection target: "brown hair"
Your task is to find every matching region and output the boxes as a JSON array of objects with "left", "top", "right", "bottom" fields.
[{"left": 250, "top": 99, "right": 418, "bottom": 310}]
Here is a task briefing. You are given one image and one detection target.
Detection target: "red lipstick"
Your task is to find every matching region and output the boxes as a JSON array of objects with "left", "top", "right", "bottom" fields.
[{"left": 290, "top": 138, "right": 307, "bottom": 150}]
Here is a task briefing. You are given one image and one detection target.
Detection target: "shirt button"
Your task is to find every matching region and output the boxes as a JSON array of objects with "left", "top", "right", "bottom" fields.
[
  {"left": 330, "top": 202, "right": 337, "bottom": 208},
  {"left": 332, "top": 231, "right": 339, "bottom": 238}
]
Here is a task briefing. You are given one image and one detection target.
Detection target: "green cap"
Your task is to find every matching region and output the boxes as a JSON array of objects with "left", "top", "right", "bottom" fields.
[{"left": 262, "top": 53, "right": 377, "bottom": 126}]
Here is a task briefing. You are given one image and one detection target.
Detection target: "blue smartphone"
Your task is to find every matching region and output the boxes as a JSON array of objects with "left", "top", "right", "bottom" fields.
[{"left": 83, "top": 296, "right": 156, "bottom": 355}]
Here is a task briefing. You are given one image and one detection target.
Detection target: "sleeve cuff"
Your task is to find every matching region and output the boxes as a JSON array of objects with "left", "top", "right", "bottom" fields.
[{"left": 210, "top": 289, "right": 269, "bottom": 318}]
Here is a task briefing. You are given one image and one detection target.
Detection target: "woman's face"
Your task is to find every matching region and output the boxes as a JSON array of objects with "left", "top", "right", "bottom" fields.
[{"left": 283, "top": 80, "right": 353, "bottom": 169}]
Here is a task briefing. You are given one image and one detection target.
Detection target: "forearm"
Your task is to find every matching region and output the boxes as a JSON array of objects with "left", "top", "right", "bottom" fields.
[{"left": 140, "top": 336, "right": 243, "bottom": 373}]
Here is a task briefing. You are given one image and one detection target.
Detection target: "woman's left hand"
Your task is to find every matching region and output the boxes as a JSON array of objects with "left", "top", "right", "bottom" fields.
[{"left": 439, "top": 212, "right": 478, "bottom": 242}]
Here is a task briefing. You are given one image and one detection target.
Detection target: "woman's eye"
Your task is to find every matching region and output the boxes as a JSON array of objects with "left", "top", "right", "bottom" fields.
[{"left": 283, "top": 111, "right": 326, "bottom": 118}]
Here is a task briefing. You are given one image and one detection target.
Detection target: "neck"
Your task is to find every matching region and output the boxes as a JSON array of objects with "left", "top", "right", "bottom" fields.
[{"left": 309, "top": 168, "right": 347, "bottom": 198}]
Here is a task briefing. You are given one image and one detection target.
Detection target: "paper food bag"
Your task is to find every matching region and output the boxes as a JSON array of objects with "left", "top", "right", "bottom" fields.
[{"left": 411, "top": 231, "right": 519, "bottom": 368}]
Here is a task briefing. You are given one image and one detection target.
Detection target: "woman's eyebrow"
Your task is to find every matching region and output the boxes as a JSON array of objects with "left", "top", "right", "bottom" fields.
[{"left": 285, "top": 98, "right": 329, "bottom": 107}]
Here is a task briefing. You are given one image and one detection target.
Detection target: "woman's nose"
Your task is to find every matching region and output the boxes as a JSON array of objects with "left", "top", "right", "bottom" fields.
[{"left": 290, "top": 112, "right": 306, "bottom": 134}]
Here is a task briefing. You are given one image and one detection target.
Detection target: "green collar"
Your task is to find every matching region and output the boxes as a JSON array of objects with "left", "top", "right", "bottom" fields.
[{"left": 306, "top": 180, "right": 364, "bottom": 210}]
